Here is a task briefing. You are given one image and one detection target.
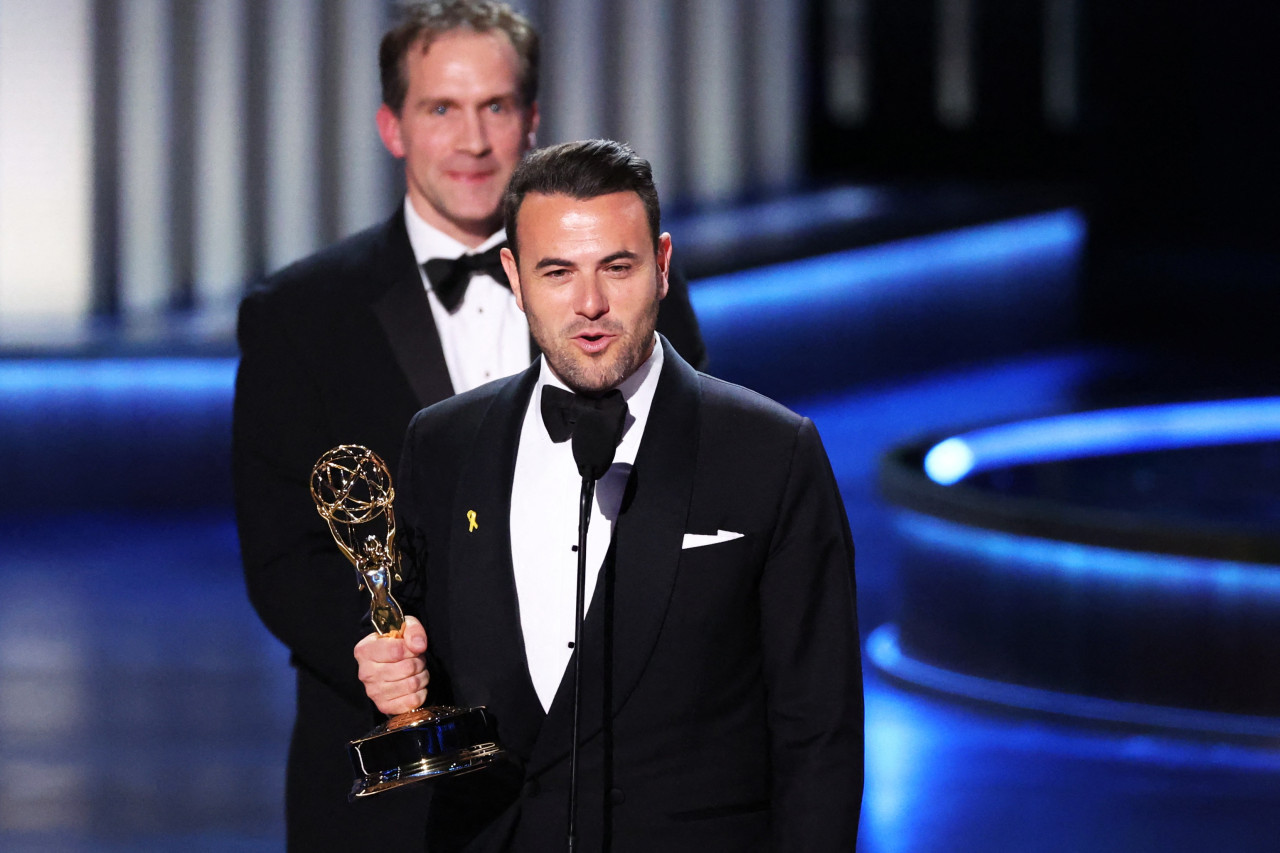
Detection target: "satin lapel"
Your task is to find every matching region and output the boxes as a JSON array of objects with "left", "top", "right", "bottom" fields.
[
  {"left": 528, "top": 338, "right": 701, "bottom": 776},
  {"left": 369, "top": 210, "right": 454, "bottom": 407},
  {"left": 447, "top": 363, "right": 546, "bottom": 758}
]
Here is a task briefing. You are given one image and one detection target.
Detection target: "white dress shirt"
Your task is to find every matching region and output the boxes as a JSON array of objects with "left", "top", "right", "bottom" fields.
[
  {"left": 402, "top": 199, "right": 532, "bottom": 393},
  {"left": 509, "top": 338, "right": 665, "bottom": 710}
]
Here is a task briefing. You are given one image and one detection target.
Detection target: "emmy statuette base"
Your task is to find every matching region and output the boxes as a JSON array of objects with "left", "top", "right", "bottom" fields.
[{"left": 348, "top": 705, "right": 507, "bottom": 800}]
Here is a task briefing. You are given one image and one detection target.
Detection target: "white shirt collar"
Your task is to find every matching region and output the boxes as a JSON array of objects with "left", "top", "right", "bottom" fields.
[{"left": 402, "top": 196, "right": 506, "bottom": 265}]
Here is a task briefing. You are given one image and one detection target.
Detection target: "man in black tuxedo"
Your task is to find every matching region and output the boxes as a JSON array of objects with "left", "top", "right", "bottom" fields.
[
  {"left": 232, "top": 3, "right": 706, "bottom": 850},
  {"left": 356, "top": 139, "right": 861, "bottom": 851}
]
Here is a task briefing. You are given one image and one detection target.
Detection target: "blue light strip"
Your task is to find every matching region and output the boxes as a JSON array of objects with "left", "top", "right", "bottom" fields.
[
  {"left": 924, "top": 397, "right": 1280, "bottom": 485},
  {"left": 896, "top": 511, "right": 1280, "bottom": 596},
  {"left": 668, "top": 185, "right": 886, "bottom": 252},
  {"left": 690, "top": 208, "right": 1086, "bottom": 319},
  {"left": 866, "top": 623, "right": 1280, "bottom": 738},
  {"left": 0, "top": 358, "right": 237, "bottom": 396}
]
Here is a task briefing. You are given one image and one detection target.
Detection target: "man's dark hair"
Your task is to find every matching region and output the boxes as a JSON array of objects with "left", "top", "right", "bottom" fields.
[
  {"left": 379, "top": 1, "right": 539, "bottom": 114},
  {"left": 502, "top": 139, "right": 661, "bottom": 263}
]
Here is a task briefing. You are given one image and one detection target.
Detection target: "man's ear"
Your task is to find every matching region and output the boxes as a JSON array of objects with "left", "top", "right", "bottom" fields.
[
  {"left": 524, "top": 101, "right": 540, "bottom": 150},
  {"left": 656, "top": 233, "right": 672, "bottom": 301},
  {"left": 376, "top": 104, "right": 406, "bottom": 159},
  {"left": 500, "top": 247, "right": 525, "bottom": 312}
]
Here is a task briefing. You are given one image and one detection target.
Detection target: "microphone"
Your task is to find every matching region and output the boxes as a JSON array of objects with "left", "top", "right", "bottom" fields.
[
  {"left": 571, "top": 400, "right": 626, "bottom": 481},
  {"left": 565, "top": 392, "right": 626, "bottom": 852}
]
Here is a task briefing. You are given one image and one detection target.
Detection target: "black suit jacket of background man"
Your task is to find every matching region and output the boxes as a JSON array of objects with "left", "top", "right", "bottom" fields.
[
  {"left": 393, "top": 336, "right": 862, "bottom": 852},
  {"left": 231, "top": 208, "right": 706, "bottom": 851}
]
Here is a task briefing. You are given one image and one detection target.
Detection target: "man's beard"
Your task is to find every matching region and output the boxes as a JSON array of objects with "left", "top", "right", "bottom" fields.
[{"left": 531, "top": 302, "right": 659, "bottom": 395}]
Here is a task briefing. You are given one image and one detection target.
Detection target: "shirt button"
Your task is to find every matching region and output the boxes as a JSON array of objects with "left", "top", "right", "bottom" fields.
[
  {"left": 522, "top": 779, "right": 540, "bottom": 799},
  {"left": 609, "top": 787, "right": 625, "bottom": 805}
]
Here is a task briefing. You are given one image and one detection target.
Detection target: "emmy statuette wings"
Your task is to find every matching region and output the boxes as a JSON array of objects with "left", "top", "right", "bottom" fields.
[{"left": 310, "top": 445, "right": 506, "bottom": 799}]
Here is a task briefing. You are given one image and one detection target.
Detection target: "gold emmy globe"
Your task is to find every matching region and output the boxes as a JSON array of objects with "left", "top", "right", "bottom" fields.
[{"left": 311, "top": 445, "right": 505, "bottom": 799}]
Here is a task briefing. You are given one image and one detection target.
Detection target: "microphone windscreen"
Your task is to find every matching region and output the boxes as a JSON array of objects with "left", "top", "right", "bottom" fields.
[{"left": 572, "top": 404, "right": 625, "bottom": 480}]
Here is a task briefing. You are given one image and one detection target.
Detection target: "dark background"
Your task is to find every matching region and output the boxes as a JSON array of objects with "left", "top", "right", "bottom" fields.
[{"left": 808, "top": 0, "right": 1278, "bottom": 360}]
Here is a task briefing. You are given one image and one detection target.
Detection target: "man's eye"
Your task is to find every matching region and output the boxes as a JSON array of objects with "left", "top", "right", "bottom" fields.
[
  {"left": 487, "top": 102, "right": 504, "bottom": 114},
  {"left": 432, "top": 105, "right": 449, "bottom": 116}
]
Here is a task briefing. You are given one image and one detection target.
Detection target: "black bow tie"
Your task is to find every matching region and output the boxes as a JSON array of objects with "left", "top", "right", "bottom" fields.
[
  {"left": 540, "top": 386, "right": 628, "bottom": 445},
  {"left": 422, "top": 243, "right": 509, "bottom": 312}
]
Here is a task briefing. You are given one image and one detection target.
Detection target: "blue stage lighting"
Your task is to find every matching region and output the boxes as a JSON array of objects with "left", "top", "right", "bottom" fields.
[
  {"left": 669, "top": 186, "right": 885, "bottom": 252},
  {"left": 897, "top": 511, "right": 1280, "bottom": 596},
  {"left": 867, "top": 621, "right": 1280, "bottom": 738},
  {"left": 0, "top": 358, "right": 236, "bottom": 397},
  {"left": 690, "top": 208, "right": 1086, "bottom": 322},
  {"left": 924, "top": 397, "right": 1280, "bottom": 485}
]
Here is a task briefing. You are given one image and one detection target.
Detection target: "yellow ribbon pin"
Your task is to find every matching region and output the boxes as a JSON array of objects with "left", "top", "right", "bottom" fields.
[{"left": 467, "top": 510, "right": 478, "bottom": 532}]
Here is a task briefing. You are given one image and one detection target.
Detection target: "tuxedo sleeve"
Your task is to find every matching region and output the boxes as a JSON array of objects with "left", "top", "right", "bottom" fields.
[
  {"left": 388, "top": 404, "right": 453, "bottom": 699},
  {"left": 232, "top": 292, "right": 374, "bottom": 709},
  {"left": 389, "top": 410, "right": 430, "bottom": 622},
  {"left": 759, "top": 417, "right": 863, "bottom": 850}
]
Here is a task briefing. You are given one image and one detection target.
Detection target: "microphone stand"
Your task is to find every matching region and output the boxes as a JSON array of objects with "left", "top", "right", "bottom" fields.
[
  {"left": 568, "top": 475, "right": 595, "bottom": 853},
  {"left": 563, "top": 394, "right": 625, "bottom": 853}
]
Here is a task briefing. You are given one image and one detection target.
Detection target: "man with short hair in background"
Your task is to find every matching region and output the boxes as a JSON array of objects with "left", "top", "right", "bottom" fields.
[{"left": 232, "top": 3, "right": 706, "bottom": 849}]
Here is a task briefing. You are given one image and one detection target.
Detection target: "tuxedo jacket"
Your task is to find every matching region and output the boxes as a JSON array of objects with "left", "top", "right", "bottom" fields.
[
  {"left": 394, "top": 337, "right": 862, "bottom": 852},
  {"left": 231, "top": 208, "right": 706, "bottom": 851}
]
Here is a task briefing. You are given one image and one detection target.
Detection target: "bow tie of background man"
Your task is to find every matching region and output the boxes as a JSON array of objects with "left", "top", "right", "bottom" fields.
[{"left": 423, "top": 244, "right": 510, "bottom": 312}]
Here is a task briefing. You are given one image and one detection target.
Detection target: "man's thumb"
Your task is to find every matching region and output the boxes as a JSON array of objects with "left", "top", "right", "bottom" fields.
[{"left": 403, "top": 615, "right": 428, "bottom": 654}]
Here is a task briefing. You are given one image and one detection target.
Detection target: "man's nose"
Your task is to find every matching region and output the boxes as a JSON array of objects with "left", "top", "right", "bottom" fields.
[
  {"left": 458, "top": 110, "right": 492, "bottom": 155},
  {"left": 574, "top": 275, "right": 608, "bottom": 319}
]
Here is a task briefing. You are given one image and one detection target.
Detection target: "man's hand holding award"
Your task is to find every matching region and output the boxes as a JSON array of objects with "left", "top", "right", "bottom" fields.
[{"left": 311, "top": 445, "right": 505, "bottom": 800}]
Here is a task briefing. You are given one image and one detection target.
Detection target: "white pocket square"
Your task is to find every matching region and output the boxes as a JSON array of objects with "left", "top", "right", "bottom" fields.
[{"left": 681, "top": 529, "right": 744, "bottom": 549}]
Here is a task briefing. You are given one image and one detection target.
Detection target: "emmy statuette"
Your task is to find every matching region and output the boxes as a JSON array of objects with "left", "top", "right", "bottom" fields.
[{"left": 311, "top": 445, "right": 505, "bottom": 799}]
